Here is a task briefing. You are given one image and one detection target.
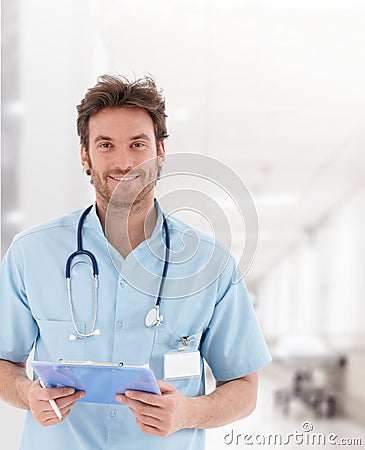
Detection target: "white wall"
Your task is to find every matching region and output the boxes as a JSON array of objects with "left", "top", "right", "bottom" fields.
[
  {"left": 316, "top": 184, "right": 365, "bottom": 344},
  {"left": 18, "top": 0, "right": 108, "bottom": 229},
  {"left": 256, "top": 242, "right": 320, "bottom": 340}
]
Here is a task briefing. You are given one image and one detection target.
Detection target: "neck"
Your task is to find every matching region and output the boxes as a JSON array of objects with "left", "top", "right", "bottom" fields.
[{"left": 96, "top": 194, "right": 157, "bottom": 258}]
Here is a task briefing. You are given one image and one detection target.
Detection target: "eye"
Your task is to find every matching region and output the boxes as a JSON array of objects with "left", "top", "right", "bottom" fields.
[
  {"left": 97, "top": 142, "right": 112, "bottom": 150},
  {"left": 132, "top": 142, "right": 146, "bottom": 149}
]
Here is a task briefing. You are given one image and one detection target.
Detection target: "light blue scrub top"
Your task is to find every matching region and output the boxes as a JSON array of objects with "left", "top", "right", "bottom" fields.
[{"left": 0, "top": 201, "right": 271, "bottom": 450}]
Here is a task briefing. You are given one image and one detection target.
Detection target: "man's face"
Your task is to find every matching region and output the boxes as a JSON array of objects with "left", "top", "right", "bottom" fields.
[{"left": 81, "top": 107, "right": 165, "bottom": 211}]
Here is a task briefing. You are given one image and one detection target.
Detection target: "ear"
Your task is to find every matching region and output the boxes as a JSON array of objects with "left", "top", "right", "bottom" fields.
[
  {"left": 80, "top": 145, "right": 91, "bottom": 172},
  {"left": 157, "top": 141, "right": 165, "bottom": 166}
]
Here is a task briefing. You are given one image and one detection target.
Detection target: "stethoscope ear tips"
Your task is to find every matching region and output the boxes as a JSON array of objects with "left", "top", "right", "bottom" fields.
[
  {"left": 92, "top": 329, "right": 101, "bottom": 336},
  {"left": 69, "top": 334, "right": 77, "bottom": 341}
]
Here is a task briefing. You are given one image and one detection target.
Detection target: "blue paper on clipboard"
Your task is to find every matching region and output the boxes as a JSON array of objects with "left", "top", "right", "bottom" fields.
[{"left": 32, "top": 361, "right": 161, "bottom": 405}]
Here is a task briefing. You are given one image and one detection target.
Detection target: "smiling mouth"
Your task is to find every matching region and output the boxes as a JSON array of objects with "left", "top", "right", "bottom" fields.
[{"left": 109, "top": 175, "right": 140, "bottom": 182}]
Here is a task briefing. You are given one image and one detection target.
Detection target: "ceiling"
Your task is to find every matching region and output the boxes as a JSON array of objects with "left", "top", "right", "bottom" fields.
[{"left": 92, "top": 0, "right": 365, "bottom": 286}]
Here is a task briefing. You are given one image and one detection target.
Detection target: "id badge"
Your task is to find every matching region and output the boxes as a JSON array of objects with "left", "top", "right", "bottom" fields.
[{"left": 164, "top": 350, "right": 201, "bottom": 380}]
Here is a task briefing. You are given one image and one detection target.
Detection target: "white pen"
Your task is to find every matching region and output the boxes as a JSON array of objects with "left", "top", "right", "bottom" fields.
[{"left": 39, "top": 378, "right": 63, "bottom": 421}]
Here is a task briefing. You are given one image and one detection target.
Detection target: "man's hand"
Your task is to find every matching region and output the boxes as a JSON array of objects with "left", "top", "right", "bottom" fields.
[
  {"left": 116, "top": 380, "right": 191, "bottom": 437},
  {"left": 28, "top": 380, "right": 85, "bottom": 426}
]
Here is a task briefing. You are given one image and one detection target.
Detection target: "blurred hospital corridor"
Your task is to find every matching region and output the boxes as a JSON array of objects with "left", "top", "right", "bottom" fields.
[{"left": 2, "top": 0, "right": 365, "bottom": 449}]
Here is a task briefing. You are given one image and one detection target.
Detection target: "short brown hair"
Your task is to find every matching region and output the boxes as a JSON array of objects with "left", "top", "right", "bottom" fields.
[{"left": 76, "top": 74, "right": 168, "bottom": 149}]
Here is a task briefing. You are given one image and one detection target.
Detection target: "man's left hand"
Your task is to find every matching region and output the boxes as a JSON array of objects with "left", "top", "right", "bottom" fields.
[{"left": 115, "top": 380, "right": 192, "bottom": 437}]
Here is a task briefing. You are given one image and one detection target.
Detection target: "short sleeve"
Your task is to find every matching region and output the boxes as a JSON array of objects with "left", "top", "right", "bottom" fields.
[
  {"left": 200, "top": 256, "right": 271, "bottom": 381},
  {"left": 0, "top": 240, "right": 38, "bottom": 362}
]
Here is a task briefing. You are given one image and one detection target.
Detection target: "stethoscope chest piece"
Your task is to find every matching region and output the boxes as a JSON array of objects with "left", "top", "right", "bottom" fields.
[{"left": 145, "top": 306, "right": 164, "bottom": 328}]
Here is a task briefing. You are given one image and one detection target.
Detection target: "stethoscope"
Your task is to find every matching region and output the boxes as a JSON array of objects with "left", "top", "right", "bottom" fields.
[{"left": 66, "top": 204, "right": 170, "bottom": 340}]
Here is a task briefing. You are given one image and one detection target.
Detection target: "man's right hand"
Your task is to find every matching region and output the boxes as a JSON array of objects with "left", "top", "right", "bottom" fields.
[{"left": 28, "top": 380, "right": 85, "bottom": 426}]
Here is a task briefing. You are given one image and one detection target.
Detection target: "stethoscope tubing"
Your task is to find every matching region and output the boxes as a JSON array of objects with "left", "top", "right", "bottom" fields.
[
  {"left": 155, "top": 215, "right": 170, "bottom": 309},
  {"left": 65, "top": 204, "right": 170, "bottom": 339},
  {"left": 65, "top": 205, "right": 99, "bottom": 279}
]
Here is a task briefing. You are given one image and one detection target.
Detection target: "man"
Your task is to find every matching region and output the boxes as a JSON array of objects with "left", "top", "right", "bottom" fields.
[{"left": 0, "top": 75, "right": 271, "bottom": 449}]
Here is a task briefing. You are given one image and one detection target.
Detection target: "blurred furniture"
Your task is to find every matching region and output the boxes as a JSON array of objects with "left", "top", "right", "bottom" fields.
[{"left": 273, "top": 336, "right": 347, "bottom": 417}]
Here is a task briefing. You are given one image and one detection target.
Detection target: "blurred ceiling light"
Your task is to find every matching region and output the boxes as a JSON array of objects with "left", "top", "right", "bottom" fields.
[
  {"left": 3, "top": 209, "right": 23, "bottom": 225},
  {"left": 4, "top": 100, "right": 25, "bottom": 116}
]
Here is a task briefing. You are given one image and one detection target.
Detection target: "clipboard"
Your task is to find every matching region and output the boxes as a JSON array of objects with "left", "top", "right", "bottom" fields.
[{"left": 32, "top": 360, "right": 161, "bottom": 405}]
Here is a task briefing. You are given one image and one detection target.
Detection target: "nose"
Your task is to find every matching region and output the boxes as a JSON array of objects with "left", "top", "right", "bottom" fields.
[{"left": 112, "top": 149, "right": 135, "bottom": 172}]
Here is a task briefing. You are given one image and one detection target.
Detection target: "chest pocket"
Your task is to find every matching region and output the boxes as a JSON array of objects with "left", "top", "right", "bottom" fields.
[
  {"left": 151, "top": 328, "right": 202, "bottom": 370},
  {"left": 151, "top": 328, "right": 205, "bottom": 396},
  {"left": 35, "top": 319, "right": 86, "bottom": 362}
]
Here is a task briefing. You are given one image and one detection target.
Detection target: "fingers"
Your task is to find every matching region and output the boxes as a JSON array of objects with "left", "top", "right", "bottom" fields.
[
  {"left": 135, "top": 417, "right": 167, "bottom": 437},
  {"left": 115, "top": 381, "right": 189, "bottom": 437},
  {"left": 133, "top": 409, "right": 175, "bottom": 429},
  {"left": 117, "top": 394, "right": 160, "bottom": 418},
  {"left": 134, "top": 409, "right": 176, "bottom": 437},
  {"left": 157, "top": 380, "right": 176, "bottom": 394},
  {"left": 28, "top": 380, "right": 85, "bottom": 427},
  {"left": 134, "top": 411, "right": 163, "bottom": 428},
  {"left": 37, "top": 407, "right": 71, "bottom": 427},
  {"left": 54, "top": 390, "right": 85, "bottom": 409},
  {"left": 34, "top": 394, "right": 82, "bottom": 426},
  {"left": 38, "top": 390, "right": 85, "bottom": 426},
  {"left": 119, "top": 390, "right": 163, "bottom": 407},
  {"left": 116, "top": 389, "right": 178, "bottom": 437},
  {"left": 115, "top": 380, "right": 175, "bottom": 407},
  {"left": 115, "top": 381, "right": 177, "bottom": 413},
  {"left": 38, "top": 386, "right": 76, "bottom": 401}
]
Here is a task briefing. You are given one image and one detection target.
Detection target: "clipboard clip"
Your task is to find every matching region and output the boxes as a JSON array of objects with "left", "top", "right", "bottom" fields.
[{"left": 58, "top": 359, "right": 124, "bottom": 367}]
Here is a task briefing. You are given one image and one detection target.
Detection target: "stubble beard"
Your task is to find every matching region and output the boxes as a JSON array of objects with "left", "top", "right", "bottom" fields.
[{"left": 90, "top": 164, "right": 162, "bottom": 215}]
